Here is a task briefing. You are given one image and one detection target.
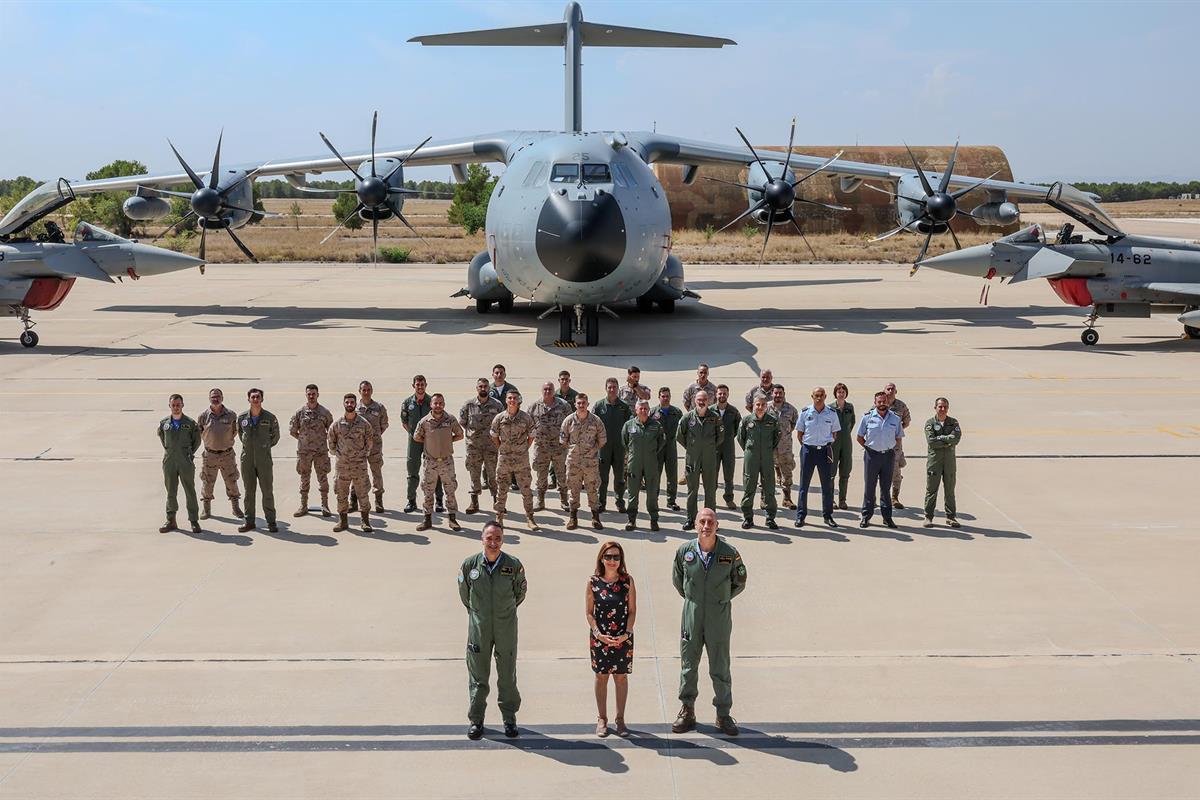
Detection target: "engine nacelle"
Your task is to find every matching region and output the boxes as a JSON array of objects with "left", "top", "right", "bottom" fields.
[
  {"left": 122, "top": 195, "right": 172, "bottom": 221},
  {"left": 970, "top": 201, "right": 1020, "bottom": 227}
]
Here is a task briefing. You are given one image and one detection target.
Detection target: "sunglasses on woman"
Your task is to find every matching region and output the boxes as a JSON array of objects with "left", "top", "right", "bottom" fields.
[{"left": 602, "top": 553, "right": 622, "bottom": 561}]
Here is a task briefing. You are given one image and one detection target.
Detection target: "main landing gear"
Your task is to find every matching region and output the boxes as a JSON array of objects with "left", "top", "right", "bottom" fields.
[
  {"left": 1080, "top": 307, "right": 1100, "bottom": 346},
  {"left": 17, "top": 307, "right": 39, "bottom": 348}
]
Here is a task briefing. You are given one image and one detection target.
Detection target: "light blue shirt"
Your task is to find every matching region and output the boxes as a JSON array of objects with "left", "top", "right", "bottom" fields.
[
  {"left": 855, "top": 409, "right": 904, "bottom": 451},
  {"left": 796, "top": 404, "right": 841, "bottom": 446}
]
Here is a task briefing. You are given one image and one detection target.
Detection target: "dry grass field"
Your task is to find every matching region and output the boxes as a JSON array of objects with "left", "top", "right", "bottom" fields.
[{"left": 1098, "top": 198, "right": 1200, "bottom": 218}]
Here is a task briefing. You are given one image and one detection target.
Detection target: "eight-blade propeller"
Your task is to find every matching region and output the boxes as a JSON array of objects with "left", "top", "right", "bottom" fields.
[
  {"left": 318, "top": 111, "right": 434, "bottom": 262},
  {"left": 704, "top": 118, "right": 847, "bottom": 261}
]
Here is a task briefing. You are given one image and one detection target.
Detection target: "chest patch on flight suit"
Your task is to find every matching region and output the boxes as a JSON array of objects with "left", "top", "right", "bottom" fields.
[
  {"left": 684, "top": 551, "right": 695, "bottom": 563},
  {"left": 162, "top": 422, "right": 171, "bottom": 431},
  {"left": 469, "top": 568, "right": 480, "bottom": 580},
  {"left": 241, "top": 419, "right": 249, "bottom": 427},
  {"left": 718, "top": 555, "right": 733, "bottom": 564},
  {"left": 500, "top": 566, "right": 514, "bottom": 576},
  {"left": 737, "top": 564, "right": 747, "bottom": 576}
]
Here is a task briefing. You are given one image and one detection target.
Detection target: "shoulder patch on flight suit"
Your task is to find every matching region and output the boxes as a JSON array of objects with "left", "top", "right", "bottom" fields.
[
  {"left": 500, "top": 565, "right": 514, "bottom": 576},
  {"left": 684, "top": 550, "right": 695, "bottom": 562},
  {"left": 737, "top": 564, "right": 747, "bottom": 576},
  {"left": 240, "top": 419, "right": 249, "bottom": 427},
  {"left": 458, "top": 573, "right": 465, "bottom": 583},
  {"left": 718, "top": 555, "right": 733, "bottom": 564},
  {"left": 469, "top": 568, "right": 480, "bottom": 580}
]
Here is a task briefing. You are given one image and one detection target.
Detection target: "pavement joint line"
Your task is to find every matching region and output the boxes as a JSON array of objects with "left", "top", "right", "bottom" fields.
[{"left": 638, "top": 540, "right": 679, "bottom": 800}]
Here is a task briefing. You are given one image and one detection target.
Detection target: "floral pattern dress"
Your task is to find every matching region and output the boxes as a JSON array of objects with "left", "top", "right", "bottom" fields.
[{"left": 590, "top": 575, "right": 633, "bottom": 674}]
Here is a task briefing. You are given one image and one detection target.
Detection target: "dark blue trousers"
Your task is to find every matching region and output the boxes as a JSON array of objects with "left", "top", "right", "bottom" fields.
[
  {"left": 861, "top": 447, "right": 895, "bottom": 523},
  {"left": 797, "top": 443, "right": 834, "bottom": 521}
]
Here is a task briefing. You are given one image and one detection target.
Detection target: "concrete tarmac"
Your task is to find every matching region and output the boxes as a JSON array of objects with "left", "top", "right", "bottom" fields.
[{"left": 1, "top": 262, "right": 1198, "bottom": 799}]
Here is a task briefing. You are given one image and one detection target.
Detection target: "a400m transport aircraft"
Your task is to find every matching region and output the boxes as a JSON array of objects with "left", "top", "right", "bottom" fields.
[{"left": 0, "top": 2, "right": 1114, "bottom": 347}]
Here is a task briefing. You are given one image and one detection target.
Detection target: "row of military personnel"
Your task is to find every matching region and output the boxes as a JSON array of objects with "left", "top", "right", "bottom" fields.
[{"left": 156, "top": 364, "right": 963, "bottom": 535}]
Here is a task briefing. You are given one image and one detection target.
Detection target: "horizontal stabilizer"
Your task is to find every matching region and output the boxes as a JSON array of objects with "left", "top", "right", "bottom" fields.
[
  {"left": 409, "top": 21, "right": 734, "bottom": 48},
  {"left": 409, "top": 24, "right": 566, "bottom": 46},
  {"left": 579, "top": 21, "right": 734, "bottom": 48}
]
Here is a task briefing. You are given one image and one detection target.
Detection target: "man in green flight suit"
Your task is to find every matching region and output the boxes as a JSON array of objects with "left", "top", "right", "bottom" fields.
[
  {"left": 737, "top": 394, "right": 781, "bottom": 530},
  {"left": 672, "top": 507, "right": 747, "bottom": 737},
  {"left": 652, "top": 387, "right": 683, "bottom": 512},
  {"left": 923, "top": 396, "right": 963, "bottom": 529},
  {"left": 237, "top": 387, "right": 280, "bottom": 533},
  {"left": 593, "top": 377, "right": 633, "bottom": 514},
  {"left": 676, "top": 389, "right": 724, "bottom": 531},
  {"left": 622, "top": 399, "right": 665, "bottom": 532},
  {"left": 714, "top": 385, "right": 742, "bottom": 510},
  {"left": 157, "top": 393, "right": 202, "bottom": 534},
  {"left": 459, "top": 520, "right": 527, "bottom": 741},
  {"left": 402, "top": 375, "right": 443, "bottom": 514}
]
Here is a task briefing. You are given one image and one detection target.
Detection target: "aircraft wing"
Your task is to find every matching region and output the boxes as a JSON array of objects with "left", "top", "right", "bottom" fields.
[
  {"left": 0, "top": 132, "right": 524, "bottom": 237},
  {"left": 1132, "top": 282, "right": 1200, "bottom": 299}
]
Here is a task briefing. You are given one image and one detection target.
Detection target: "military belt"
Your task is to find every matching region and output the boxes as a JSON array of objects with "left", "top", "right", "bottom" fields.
[
  {"left": 205, "top": 447, "right": 233, "bottom": 454},
  {"left": 864, "top": 446, "right": 893, "bottom": 455}
]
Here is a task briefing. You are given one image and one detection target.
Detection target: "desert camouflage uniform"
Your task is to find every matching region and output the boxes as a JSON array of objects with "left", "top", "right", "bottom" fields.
[
  {"left": 770, "top": 401, "right": 799, "bottom": 501},
  {"left": 560, "top": 412, "right": 606, "bottom": 512},
  {"left": 459, "top": 396, "right": 503, "bottom": 497},
  {"left": 414, "top": 412, "right": 463, "bottom": 514},
  {"left": 356, "top": 399, "right": 389, "bottom": 495},
  {"left": 490, "top": 410, "right": 535, "bottom": 515},
  {"left": 744, "top": 383, "right": 775, "bottom": 412},
  {"left": 527, "top": 396, "right": 571, "bottom": 501},
  {"left": 682, "top": 380, "right": 718, "bottom": 412},
  {"left": 290, "top": 403, "right": 334, "bottom": 497},
  {"left": 888, "top": 397, "right": 912, "bottom": 500},
  {"left": 328, "top": 414, "right": 375, "bottom": 514},
  {"left": 618, "top": 381, "right": 651, "bottom": 411},
  {"left": 197, "top": 406, "right": 240, "bottom": 501}
]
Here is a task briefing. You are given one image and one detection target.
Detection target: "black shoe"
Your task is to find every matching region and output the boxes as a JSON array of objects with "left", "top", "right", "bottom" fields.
[
  {"left": 765, "top": 519, "right": 779, "bottom": 530},
  {"left": 923, "top": 517, "right": 935, "bottom": 528},
  {"left": 859, "top": 519, "right": 869, "bottom": 528},
  {"left": 724, "top": 496, "right": 735, "bottom": 510},
  {"left": 668, "top": 502, "right": 681, "bottom": 513},
  {"left": 794, "top": 517, "right": 805, "bottom": 528},
  {"left": 503, "top": 721, "right": 519, "bottom": 738},
  {"left": 682, "top": 519, "right": 694, "bottom": 531},
  {"left": 267, "top": 521, "right": 279, "bottom": 533},
  {"left": 190, "top": 521, "right": 201, "bottom": 533},
  {"left": 403, "top": 501, "right": 417, "bottom": 514},
  {"left": 884, "top": 519, "right": 898, "bottom": 529},
  {"left": 616, "top": 502, "right": 627, "bottom": 514},
  {"left": 948, "top": 518, "right": 961, "bottom": 529},
  {"left": 597, "top": 505, "right": 607, "bottom": 515},
  {"left": 741, "top": 518, "right": 752, "bottom": 529},
  {"left": 650, "top": 520, "right": 660, "bottom": 532},
  {"left": 625, "top": 520, "right": 636, "bottom": 531},
  {"left": 824, "top": 516, "right": 839, "bottom": 528},
  {"left": 837, "top": 500, "right": 848, "bottom": 511},
  {"left": 467, "top": 723, "right": 484, "bottom": 741},
  {"left": 715, "top": 715, "right": 739, "bottom": 737},
  {"left": 238, "top": 519, "right": 256, "bottom": 533}
]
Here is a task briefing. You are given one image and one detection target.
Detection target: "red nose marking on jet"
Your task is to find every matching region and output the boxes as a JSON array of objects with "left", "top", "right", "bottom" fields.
[
  {"left": 127, "top": 267, "right": 141, "bottom": 281},
  {"left": 1048, "top": 277, "right": 1093, "bottom": 307}
]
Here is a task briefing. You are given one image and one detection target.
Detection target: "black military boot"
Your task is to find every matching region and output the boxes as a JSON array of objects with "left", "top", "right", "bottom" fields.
[
  {"left": 375, "top": 492, "right": 386, "bottom": 514},
  {"left": 724, "top": 495, "right": 736, "bottom": 511},
  {"left": 625, "top": 516, "right": 636, "bottom": 532},
  {"left": 200, "top": 500, "right": 211, "bottom": 520},
  {"left": 649, "top": 518, "right": 660, "bottom": 532},
  {"left": 403, "top": 499, "right": 417, "bottom": 514},
  {"left": 158, "top": 514, "right": 177, "bottom": 533},
  {"left": 448, "top": 514, "right": 462, "bottom": 532},
  {"left": 238, "top": 517, "right": 255, "bottom": 533},
  {"left": 361, "top": 511, "right": 373, "bottom": 532},
  {"left": 466, "top": 493, "right": 479, "bottom": 514},
  {"left": 416, "top": 514, "right": 432, "bottom": 532},
  {"left": 591, "top": 510, "right": 603, "bottom": 530},
  {"left": 535, "top": 491, "right": 545, "bottom": 512},
  {"left": 467, "top": 722, "right": 484, "bottom": 741},
  {"left": 266, "top": 516, "right": 278, "bottom": 533},
  {"left": 672, "top": 705, "right": 696, "bottom": 734},
  {"left": 189, "top": 519, "right": 202, "bottom": 533},
  {"left": 333, "top": 513, "right": 349, "bottom": 532},
  {"left": 293, "top": 494, "right": 309, "bottom": 518},
  {"left": 566, "top": 510, "right": 578, "bottom": 530},
  {"left": 320, "top": 494, "right": 332, "bottom": 517},
  {"left": 716, "top": 715, "right": 739, "bottom": 737},
  {"left": 766, "top": 518, "right": 780, "bottom": 530},
  {"left": 682, "top": 518, "right": 695, "bottom": 531},
  {"left": 231, "top": 498, "right": 244, "bottom": 518},
  {"left": 615, "top": 498, "right": 627, "bottom": 515},
  {"left": 741, "top": 516, "right": 753, "bottom": 530}
]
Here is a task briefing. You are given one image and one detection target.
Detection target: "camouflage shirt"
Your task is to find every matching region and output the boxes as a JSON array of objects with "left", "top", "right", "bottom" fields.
[
  {"left": 745, "top": 383, "right": 775, "bottom": 412},
  {"left": 197, "top": 406, "right": 238, "bottom": 451},
  {"left": 560, "top": 412, "right": 607, "bottom": 462},
  {"left": 682, "top": 380, "right": 717, "bottom": 411},
  {"left": 527, "top": 397, "right": 572, "bottom": 446},
  {"left": 413, "top": 412, "right": 464, "bottom": 459},
  {"left": 328, "top": 413, "right": 375, "bottom": 460},
  {"left": 490, "top": 409, "right": 534, "bottom": 456},
  {"left": 618, "top": 382, "right": 651, "bottom": 410},
  {"left": 459, "top": 396, "right": 504, "bottom": 449},
  {"left": 769, "top": 401, "right": 799, "bottom": 453},
  {"left": 289, "top": 403, "right": 334, "bottom": 453},
  {"left": 356, "top": 399, "right": 389, "bottom": 454},
  {"left": 889, "top": 397, "right": 912, "bottom": 429}
]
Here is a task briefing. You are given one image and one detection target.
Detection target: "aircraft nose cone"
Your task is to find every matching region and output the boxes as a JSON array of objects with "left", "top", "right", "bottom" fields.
[
  {"left": 535, "top": 191, "right": 626, "bottom": 283},
  {"left": 128, "top": 242, "right": 205, "bottom": 276},
  {"left": 918, "top": 243, "right": 992, "bottom": 276}
]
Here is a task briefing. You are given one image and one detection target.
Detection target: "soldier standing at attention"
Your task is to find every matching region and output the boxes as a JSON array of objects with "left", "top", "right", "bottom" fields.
[
  {"left": 490, "top": 391, "right": 537, "bottom": 530},
  {"left": 528, "top": 382, "right": 571, "bottom": 512},
  {"left": 594, "top": 378, "right": 633, "bottom": 515},
  {"left": 414, "top": 392, "right": 465, "bottom": 532},
  {"left": 769, "top": 385, "right": 799, "bottom": 511},
  {"left": 561, "top": 393, "right": 606, "bottom": 530},
  {"left": 737, "top": 395, "right": 779, "bottom": 530},
  {"left": 795, "top": 386, "right": 841, "bottom": 529},
  {"left": 459, "top": 378, "right": 503, "bottom": 514},
  {"left": 157, "top": 393, "right": 202, "bottom": 534},
  {"left": 830, "top": 383, "right": 857, "bottom": 511},
  {"left": 550, "top": 370, "right": 578, "bottom": 491},
  {"left": 622, "top": 399, "right": 665, "bottom": 531},
  {"left": 713, "top": 385, "right": 741, "bottom": 510},
  {"left": 329, "top": 393, "right": 375, "bottom": 533},
  {"left": 488, "top": 364, "right": 520, "bottom": 405},
  {"left": 923, "top": 397, "right": 963, "bottom": 529},
  {"left": 677, "top": 389, "right": 724, "bottom": 531},
  {"left": 618, "top": 365, "right": 651, "bottom": 410},
  {"left": 237, "top": 388, "right": 280, "bottom": 533},
  {"left": 682, "top": 363, "right": 717, "bottom": 412},
  {"left": 197, "top": 387, "right": 242, "bottom": 521},
  {"left": 652, "top": 387, "right": 683, "bottom": 512},
  {"left": 744, "top": 368, "right": 774, "bottom": 412},
  {"left": 884, "top": 382, "right": 912, "bottom": 509},
  {"left": 855, "top": 391, "right": 903, "bottom": 529},
  {"left": 357, "top": 380, "right": 389, "bottom": 512},
  {"left": 289, "top": 384, "right": 334, "bottom": 518},
  {"left": 671, "top": 507, "right": 747, "bottom": 737},
  {"left": 460, "top": 520, "right": 527, "bottom": 741},
  {"left": 401, "top": 375, "right": 443, "bottom": 514}
]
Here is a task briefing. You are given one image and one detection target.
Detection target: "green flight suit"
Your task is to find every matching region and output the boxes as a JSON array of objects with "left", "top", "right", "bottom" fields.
[
  {"left": 401, "top": 393, "right": 442, "bottom": 507},
  {"left": 737, "top": 412, "right": 780, "bottom": 521},
  {"left": 459, "top": 551, "right": 527, "bottom": 725},
  {"left": 593, "top": 398, "right": 633, "bottom": 509},
  {"left": 676, "top": 409, "right": 725, "bottom": 521},
  {"left": 652, "top": 404, "right": 683, "bottom": 505},
  {"left": 157, "top": 414, "right": 202, "bottom": 522},
  {"left": 622, "top": 416, "right": 666, "bottom": 522},
  {"left": 673, "top": 537, "right": 747, "bottom": 715},
  {"left": 237, "top": 409, "right": 280, "bottom": 524},
  {"left": 924, "top": 414, "right": 962, "bottom": 519},
  {"left": 831, "top": 401, "right": 857, "bottom": 505},
  {"left": 716, "top": 404, "right": 742, "bottom": 504}
]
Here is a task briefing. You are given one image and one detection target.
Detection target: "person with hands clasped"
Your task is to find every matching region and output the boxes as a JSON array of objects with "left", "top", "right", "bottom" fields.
[{"left": 586, "top": 541, "right": 637, "bottom": 738}]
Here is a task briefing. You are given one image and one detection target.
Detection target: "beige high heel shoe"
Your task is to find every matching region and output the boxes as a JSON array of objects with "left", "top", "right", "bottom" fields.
[{"left": 595, "top": 716, "right": 609, "bottom": 737}]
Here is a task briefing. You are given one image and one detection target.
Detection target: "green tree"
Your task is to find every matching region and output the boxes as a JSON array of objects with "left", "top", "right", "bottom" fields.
[
  {"left": 448, "top": 164, "right": 497, "bottom": 234},
  {"left": 332, "top": 192, "right": 364, "bottom": 230},
  {"left": 66, "top": 159, "right": 149, "bottom": 237}
]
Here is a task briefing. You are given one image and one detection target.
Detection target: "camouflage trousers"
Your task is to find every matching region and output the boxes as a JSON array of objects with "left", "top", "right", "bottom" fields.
[
  {"left": 531, "top": 441, "right": 566, "bottom": 494},
  {"left": 200, "top": 448, "right": 240, "bottom": 501},
  {"left": 465, "top": 443, "right": 498, "bottom": 496},
  {"left": 334, "top": 459, "right": 371, "bottom": 514},
  {"left": 565, "top": 459, "right": 601, "bottom": 513},
  {"left": 774, "top": 449, "right": 796, "bottom": 494},
  {"left": 892, "top": 440, "right": 907, "bottom": 498},
  {"left": 422, "top": 455, "right": 459, "bottom": 514},
  {"left": 296, "top": 448, "right": 330, "bottom": 495},
  {"left": 367, "top": 451, "right": 384, "bottom": 495},
  {"left": 493, "top": 454, "right": 534, "bottom": 515}
]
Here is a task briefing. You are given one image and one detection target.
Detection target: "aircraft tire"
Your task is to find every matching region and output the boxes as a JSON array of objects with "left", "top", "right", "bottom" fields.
[
  {"left": 585, "top": 308, "right": 600, "bottom": 347},
  {"left": 1081, "top": 328, "right": 1099, "bottom": 346},
  {"left": 19, "top": 330, "right": 38, "bottom": 348},
  {"left": 476, "top": 298, "right": 492, "bottom": 314},
  {"left": 657, "top": 298, "right": 676, "bottom": 314},
  {"left": 1184, "top": 325, "right": 1200, "bottom": 340},
  {"left": 558, "top": 308, "right": 573, "bottom": 344},
  {"left": 636, "top": 296, "right": 654, "bottom": 313},
  {"left": 498, "top": 293, "right": 515, "bottom": 313}
]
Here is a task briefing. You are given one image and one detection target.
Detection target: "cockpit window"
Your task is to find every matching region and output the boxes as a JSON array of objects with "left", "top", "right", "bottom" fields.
[
  {"left": 73, "top": 222, "right": 127, "bottom": 244},
  {"left": 582, "top": 164, "right": 611, "bottom": 183},
  {"left": 550, "top": 163, "right": 579, "bottom": 183}
]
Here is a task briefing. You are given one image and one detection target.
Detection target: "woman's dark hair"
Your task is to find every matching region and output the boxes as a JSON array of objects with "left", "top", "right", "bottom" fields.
[{"left": 593, "top": 540, "right": 628, "bottom": 577}]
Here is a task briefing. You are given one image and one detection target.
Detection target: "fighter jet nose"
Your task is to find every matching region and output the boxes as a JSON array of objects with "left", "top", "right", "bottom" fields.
[
  {"left": 535, "top": 191, "right": 626, "bottom": 283},
  {"left": 918, "top": 243, "right": 992, "bottom": 276},
  {"left": 128, "top": 242, "right": 205, "bottom": 276}
]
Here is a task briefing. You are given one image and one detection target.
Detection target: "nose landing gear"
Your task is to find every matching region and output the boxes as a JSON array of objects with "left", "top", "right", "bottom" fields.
[
  {"left": 17, "top": 307, "right": 39, "bottom": 348},
  {"left": 1080, "top": 307, "right": 1099, "bottom": 346},
  {"left": 555, "top": 304, "right": 601, "bottom": 347}
]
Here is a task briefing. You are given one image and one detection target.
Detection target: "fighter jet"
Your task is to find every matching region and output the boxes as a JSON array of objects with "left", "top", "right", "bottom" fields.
[
  {"left": 0, "top": 2, "right": 1086, "bottom": 346},
  {"left": 917, "top": 182, "right": 1200, "bottom": 345},
  {"left": 0, "top": 182, "right": 203, "bottom": 347}
]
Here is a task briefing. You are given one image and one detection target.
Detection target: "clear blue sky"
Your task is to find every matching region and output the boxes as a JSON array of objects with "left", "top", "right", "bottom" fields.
[{"left": 3, "top": 0, "right": 1197, "bottom": 183}]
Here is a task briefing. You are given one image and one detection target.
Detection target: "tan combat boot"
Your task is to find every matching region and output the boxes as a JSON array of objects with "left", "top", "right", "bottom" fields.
[
  {"left": 448, "top": 514, "right": 462, "bottom": 531},
  {"left": 526, "top": 512, "right": 540, "bottom": 531},
  {"left": 566, "top": 510, "right": 578, "bottom": 530},
  {"left": 374, "top": 492, "right": 385, "bottom": 514},
  {"left": 466, "top": 493, "right": 479, "bottom": 514},
  {"left": 560, "top": 490, "right": 569, "bottom": 511},
  {"left": 158, "top": 514, "right": 177, "bottom": 533},
  {"left": 782, "top": 487, "right": 795, "bottom": 510},
  {"left": 361, "top": 511, "right": 373, "bottom": 532},
  {"left": 534, "top": 491, "right": 545, "bottom": 512},
  {"left": 231, "top": 498, "right": 244, "bottom": 518},
  {"left": 293, "top": 494, "right": 309, "bottom": 517},
  {"left": 496, "top": 511, "right": 505, "bottom": 526},
  {"left": 320, "top": 494, "right": 332, "bottom": 517},
  {"left": 591, "top": 510, "right": 603, "bottom": 530},
  {"left": 333, "top": 513, "right": 349, "bottom": 532},
  {"left": 416, "top": 514, "right": 433, "bottom": 531},
  {"left": 200, "top": 500, "right": 211, "bottom": 520}
]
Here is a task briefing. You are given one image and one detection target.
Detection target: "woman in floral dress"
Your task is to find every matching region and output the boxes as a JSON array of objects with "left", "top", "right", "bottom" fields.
[{"left": 585, "top": 540, "right": 637, "bottom": 737}]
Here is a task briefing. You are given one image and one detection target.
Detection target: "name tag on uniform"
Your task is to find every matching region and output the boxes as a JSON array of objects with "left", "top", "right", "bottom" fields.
[
  {"left": 718, "top": 555, "right": 733, "bottom": 564},
  {"left": 500, "top": 566, "right": 514, "bottom": 576}
]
